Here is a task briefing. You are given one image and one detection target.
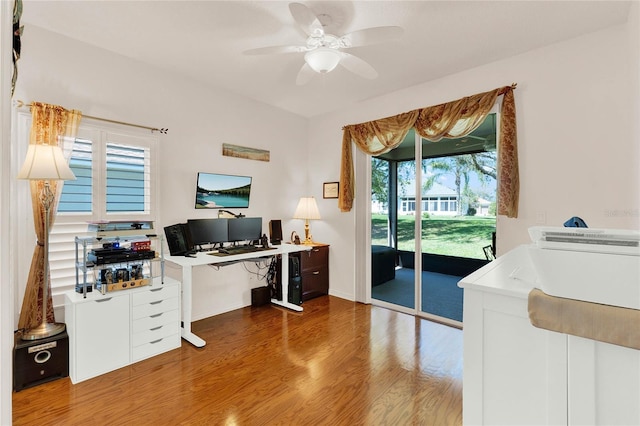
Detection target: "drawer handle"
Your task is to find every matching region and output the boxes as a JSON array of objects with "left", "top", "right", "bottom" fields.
[
  {"left": 312, "top": 248, "right": 320, "bottom": 253},
  {"left": 150, "top": 300, "right": 163, "bottom": 305},
  {"left": 150, "top": 313, "right": 164, "bottom": 318},
  {"left": 95, "top": 298, "right": 113, "bottom": 303},
  {"left": 150, "top": 338, "right": 163, "bottom": 344},
  {"left": 150, "top": 326, "right": 163, "bottom": 331},
  {"left": 313, "top": 271, "right": 320, "bottom": 275},
  {"left": 150, "top": 287, "right": 163, "bottom": 292}
]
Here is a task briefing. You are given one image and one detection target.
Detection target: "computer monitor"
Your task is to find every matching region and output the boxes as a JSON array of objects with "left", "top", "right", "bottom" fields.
[
  {"left": 187, "top": 218, "right": 229, "bottom": 248},
  {"left": 227, "top": 217, "right": 262, "bottom": 243}
]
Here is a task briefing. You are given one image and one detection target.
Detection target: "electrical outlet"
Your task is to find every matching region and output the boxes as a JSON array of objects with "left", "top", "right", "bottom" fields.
[{"left": 535, "top": 211, "right": 546, "bottom": 224}]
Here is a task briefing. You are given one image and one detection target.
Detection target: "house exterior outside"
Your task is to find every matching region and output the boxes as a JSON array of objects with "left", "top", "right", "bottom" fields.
[
  {"left": 476, "top": 197, "right": 492, "bottom": 216},
  {"left": 372, "top": 182, "right": 460, "bottom": 216},
  {"left": 372, "top": 182, "right": 495, "bottom": 217},
  {"left": 401, "top": 182, "right": 458, "bottom": 216}
]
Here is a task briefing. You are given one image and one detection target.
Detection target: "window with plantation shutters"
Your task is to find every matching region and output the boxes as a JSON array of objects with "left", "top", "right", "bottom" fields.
[
  {"left": 58, "top": 139, "right": 92, "bottom": 213},
  {"left": 105, "top": 143, "right": 148, "bottom": 213},
  {"left": 50, "top": 121, "right": 158, "bottom": 295}
]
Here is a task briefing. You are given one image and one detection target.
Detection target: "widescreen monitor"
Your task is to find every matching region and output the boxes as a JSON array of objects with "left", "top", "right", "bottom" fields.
[
  {"left": 195, "top": 172, "right": 252, "bottom": 209},
  {"left": 187, "top": 218, "right": 229, "bottom": 247},
  {"left": 227, "top": 217, "right": 262, "bottom": 243}
]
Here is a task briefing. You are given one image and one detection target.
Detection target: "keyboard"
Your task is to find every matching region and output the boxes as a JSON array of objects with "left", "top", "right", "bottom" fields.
[{"left": 214, "top": 245, "right": 276, "bottom": 256}]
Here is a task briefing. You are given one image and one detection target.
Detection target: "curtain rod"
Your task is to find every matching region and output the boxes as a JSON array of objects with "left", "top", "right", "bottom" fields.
[
  {"left": 14, "top": 100, "right": 168, "bottom": 134},
  {"left": 498, "top": 82, "right": 518, "bottom": 95}
]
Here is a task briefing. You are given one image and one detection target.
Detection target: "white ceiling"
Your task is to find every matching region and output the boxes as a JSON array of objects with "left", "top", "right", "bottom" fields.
[{"left": 21, "top": 1, "right": 631, "bottom": 118}]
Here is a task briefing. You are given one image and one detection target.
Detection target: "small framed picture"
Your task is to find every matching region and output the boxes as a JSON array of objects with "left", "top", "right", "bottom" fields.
[{"left": 323, "top": 182, "right": 339, "bottom": 199}]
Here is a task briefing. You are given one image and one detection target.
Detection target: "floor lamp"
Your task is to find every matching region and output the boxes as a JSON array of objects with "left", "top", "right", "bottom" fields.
[
  {"left": 17, "top": 143, "right": 76, "bottom": 340},
  {"left": 293, "top": 197, "right": 321, "bottom": 245}
]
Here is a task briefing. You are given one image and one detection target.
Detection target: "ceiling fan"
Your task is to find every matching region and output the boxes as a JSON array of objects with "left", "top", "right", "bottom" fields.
[
  {"left": 243, "top": 2, "right": 403, "bottom": 85},
  {"left": 453, "top": 135, "right": 496, "bottom": 152}
]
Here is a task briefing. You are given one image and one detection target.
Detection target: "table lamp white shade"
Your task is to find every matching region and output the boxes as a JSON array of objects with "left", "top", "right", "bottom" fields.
[
  {"left": 17, "top": 144, "right": 76, "bottom": 181},
  {"left": 293, "top": 197, "right": 321, "bottom": 221},
  {"left": 294, "top": 197, "right": 321, "bottom": 244}
]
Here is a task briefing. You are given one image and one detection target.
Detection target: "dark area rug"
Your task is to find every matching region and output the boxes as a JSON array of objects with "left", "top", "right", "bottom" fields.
[{"left": 371, "top": 268, "right": 464, "bottom": 322}]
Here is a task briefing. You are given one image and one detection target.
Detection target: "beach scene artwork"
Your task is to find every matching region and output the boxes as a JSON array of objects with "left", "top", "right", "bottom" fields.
[
  {"left": 195, "top": 172, "right": 252, "bottom": 209},
  {"left": 222, "top": 143, "right": 270, "bottom": 162}
]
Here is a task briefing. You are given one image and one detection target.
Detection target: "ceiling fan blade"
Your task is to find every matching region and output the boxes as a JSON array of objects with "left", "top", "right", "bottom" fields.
[
  {"left": 453, "top": 138, "right": 496, "bottom": 151},
  {"left": 289, "top": 2, "right": 324, "bottom": 37},
  {"left": 340, "top": 26, "right": 403, "bottom": 48},
  {"left": 296, "top": 63, "right": 315, "bottom": 85},
  {"left": 243, "top": 45, "right": 306, "bottom": 55},
  {"left": 454, "top": 142, "right": 484, "bottom": 150},
  {"left": 338, "top": 52, "right": 378, "bottom": 79}
]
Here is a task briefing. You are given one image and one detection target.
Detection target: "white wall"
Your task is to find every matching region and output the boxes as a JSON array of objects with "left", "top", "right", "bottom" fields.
[
  {"left": 309, "top": 19, "right": 640, "bottom": 302},
  {"left": 1, "top": 1, "right": 14, "bottom": 423},
  {"left": 13, "top": 25, "right": 308, "bottom": 321}
]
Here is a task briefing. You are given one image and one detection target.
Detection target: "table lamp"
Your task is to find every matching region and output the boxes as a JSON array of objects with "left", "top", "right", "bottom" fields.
[
  {"left": 293, "top": 197, "right": 321, "bottom": 245},
  {"left": 17, "top": 143, "right": 76, "bottom": 340}
]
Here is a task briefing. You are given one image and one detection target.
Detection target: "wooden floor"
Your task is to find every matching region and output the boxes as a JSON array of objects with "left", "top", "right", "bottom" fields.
[{"left": 13, "top": 296, "right": 463, "bottom": 425}]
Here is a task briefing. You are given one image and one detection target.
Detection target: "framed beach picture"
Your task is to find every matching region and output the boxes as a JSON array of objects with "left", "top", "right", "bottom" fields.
[{"left": 323, "top": 182, "right": 339, "bottom": 199}]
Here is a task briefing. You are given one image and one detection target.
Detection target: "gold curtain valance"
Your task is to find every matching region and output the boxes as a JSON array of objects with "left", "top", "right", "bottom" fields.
[{"left": 339, "top": 85, "right": 519, "bottom": 218}]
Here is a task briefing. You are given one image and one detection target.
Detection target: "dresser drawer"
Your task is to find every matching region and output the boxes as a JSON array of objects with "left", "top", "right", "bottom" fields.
[
  {"left": 132, "top": 318, "right": 180, "bottom": 347},
  {"left": 301, "top": 265, "right": 328, "bottom": 301},
  {"left": 132, "top": 296, "right": 180, "bottom": 320},
  {"left": 132, "top": 308, "right": 180, "bottom": 334},
  {"left": 300, "top": 245, "right": 328, "bottom": 271},
  {"left": 132, "top": 285, "right": 179, "bottom": 306},
  {"left": 132, "top": 334, "right": 181, "bottom": 362}
]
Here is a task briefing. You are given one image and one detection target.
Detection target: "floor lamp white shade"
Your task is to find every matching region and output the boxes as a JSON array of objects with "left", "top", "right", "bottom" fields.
[
  {"left": 17, "top": 144, "right": 77, "bottom": 180},
  {"left": 293, "top": 197, "right": 321, "bottom": 244},
  {"left": 18, "top": 144, "right": 76, "bottom": 340}
]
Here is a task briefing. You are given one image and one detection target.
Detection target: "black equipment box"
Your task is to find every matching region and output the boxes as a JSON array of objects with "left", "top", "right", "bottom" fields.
[
  {"left": 251, "top": 286, "right": 271, "bottom": 307},
  {"left": 87, "top": 248, "right": 155, "bottom": 266},
  {"left": 13, "top": 329, "right": 69, "bottom": 391}
]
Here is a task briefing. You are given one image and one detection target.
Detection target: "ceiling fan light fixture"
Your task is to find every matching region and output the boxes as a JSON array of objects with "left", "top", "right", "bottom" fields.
[{"left": 304, "top": 47, "right": 341, "bottom": 73}]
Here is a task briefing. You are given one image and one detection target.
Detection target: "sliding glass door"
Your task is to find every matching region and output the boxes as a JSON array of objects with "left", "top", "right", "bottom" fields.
[
  {"left": 370, "top": 115, "right": 497, "bottom": 325},
  {"left": 370, "top": 133, "right": 419, "bottom": 312}
]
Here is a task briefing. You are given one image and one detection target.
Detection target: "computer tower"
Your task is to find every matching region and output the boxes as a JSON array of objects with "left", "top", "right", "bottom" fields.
[
  {"left": 288, "top": 255, "right": 302, "bottom": 305},
  {"left": 14, "top": 330, "right": 69, "bottom": 391}
]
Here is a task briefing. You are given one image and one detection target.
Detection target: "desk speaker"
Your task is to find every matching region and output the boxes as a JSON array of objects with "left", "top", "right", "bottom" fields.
[{"left": 269, "top": 220, "right": 282, "bottom": 245}]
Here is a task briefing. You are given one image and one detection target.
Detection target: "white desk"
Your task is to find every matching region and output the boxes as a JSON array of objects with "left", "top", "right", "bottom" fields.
[{"left": 166, "top": 244, "right": 311, "bottom": 347}]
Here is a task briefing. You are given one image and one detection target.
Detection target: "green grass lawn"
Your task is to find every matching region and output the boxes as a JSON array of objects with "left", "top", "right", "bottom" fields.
[{"left": 371, "top": 214, "right": 495, "bottom": 259}]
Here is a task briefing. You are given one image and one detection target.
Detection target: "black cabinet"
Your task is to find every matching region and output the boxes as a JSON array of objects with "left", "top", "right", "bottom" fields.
[
  {"left": 298, "top": 244, "right": 329, "bottom": 301},
  {"left": 276, "top": 244, "right": 329, "bottom": 302}
]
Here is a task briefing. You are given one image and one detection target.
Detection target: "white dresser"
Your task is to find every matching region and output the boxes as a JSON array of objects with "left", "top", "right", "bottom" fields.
[
  {"left": 459, "top": 245, "right": 640, "bottom": 425},
  {"left": 65, "top": 277, "right": 181, "bottom": 384}
]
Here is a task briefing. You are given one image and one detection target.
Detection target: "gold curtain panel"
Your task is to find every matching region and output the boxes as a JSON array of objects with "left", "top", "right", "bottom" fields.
[{"left": 18, "top": 102, "right": 82, "bottom": 330}]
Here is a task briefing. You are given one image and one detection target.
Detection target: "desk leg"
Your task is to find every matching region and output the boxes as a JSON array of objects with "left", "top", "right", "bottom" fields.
[
  {"left": 180, "top": 264, "right": 206, "bottom": 347},
  {"left": 271, "top": 252, "right": 303, "bottom": 312}
]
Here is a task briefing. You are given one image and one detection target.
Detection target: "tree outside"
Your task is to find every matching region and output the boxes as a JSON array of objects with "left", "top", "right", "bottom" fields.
[{"left": 371, "top": 151, "right": 497, "bottom": 260}]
